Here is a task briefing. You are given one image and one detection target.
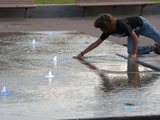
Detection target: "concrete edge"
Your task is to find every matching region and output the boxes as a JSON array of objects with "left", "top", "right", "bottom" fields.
[
  {"left": 57, "top": 114, "right": 160, "bottom": 120},
  {"left": 0, "top": 2, "right": 160, "bottom": 18}
]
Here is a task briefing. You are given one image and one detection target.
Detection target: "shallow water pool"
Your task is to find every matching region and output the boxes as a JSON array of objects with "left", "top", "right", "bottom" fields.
[{"left": 0, "top": 31, "right": 160, "bottom": 120}]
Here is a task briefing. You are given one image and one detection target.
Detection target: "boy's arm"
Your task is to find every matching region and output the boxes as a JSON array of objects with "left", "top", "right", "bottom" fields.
[
  {"left": 73, "top": 39, "right": 104, "bottom": 59},
  {"left": 128, "top": 31, "right": 138, "bottom": 59}
]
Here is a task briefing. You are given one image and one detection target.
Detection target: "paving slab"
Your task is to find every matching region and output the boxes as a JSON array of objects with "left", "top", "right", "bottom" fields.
[{"left": 0, "top": 31, "right": 160, "bottom": 120}]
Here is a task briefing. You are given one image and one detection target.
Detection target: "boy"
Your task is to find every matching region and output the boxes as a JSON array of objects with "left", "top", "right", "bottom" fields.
[{"left": 74, "top": 14, "right": 160, "bottom": 59}]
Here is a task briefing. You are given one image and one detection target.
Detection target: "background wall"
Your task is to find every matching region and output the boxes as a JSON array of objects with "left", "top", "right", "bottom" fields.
[{"left": 0, "top": 2, "right": 160, "bottom": 18}]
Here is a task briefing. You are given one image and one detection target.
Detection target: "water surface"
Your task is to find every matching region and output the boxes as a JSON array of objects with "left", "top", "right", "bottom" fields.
[{"left": 0, "top": 31, "right": 160, "bottom": 120}]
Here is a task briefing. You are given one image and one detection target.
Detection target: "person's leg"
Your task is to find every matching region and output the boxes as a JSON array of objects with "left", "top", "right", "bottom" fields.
[
  {"left": 127, "top": 33, "right": 153, "bottom": 55},
  {"left": 139, "top": 16, "right": 160, "bottom": 45},
  {"left": 127, "top": 16, "right": 160, "bottom": 55}
]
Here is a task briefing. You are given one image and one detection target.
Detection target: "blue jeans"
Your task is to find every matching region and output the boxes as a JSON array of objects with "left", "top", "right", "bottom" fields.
[{"left": 127, "top": 16, "right": 160, "bottom": 55}]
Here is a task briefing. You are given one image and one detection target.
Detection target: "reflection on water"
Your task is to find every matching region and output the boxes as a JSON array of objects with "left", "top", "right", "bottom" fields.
[
  {"left": 78, "top": 58, "right": 114, "bottom": 92},
  {"left": 0, "top": 31, "right": 160, "bottom": 119},
  {"left": 79, "top": 58, "right": 158, "bottom": 93},
  {"left": 127, "top": 60, "right": 139, "bottom": 86}
]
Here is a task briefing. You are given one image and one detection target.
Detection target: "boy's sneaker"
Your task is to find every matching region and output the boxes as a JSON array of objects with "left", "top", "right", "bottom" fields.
[{"left": 153, "top": 43, "right": 160, "bottom": 55}]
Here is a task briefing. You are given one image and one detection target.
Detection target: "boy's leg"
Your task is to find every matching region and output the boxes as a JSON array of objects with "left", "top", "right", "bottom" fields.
[
  {"left": 139, "top": 16, "right": 160, "bottom": 45},
  {"left": 127, "top": 33, "right": 153, "bottom": 55},
  {"left": 127, "top": 16, "right": 160, "bottom": 55}
]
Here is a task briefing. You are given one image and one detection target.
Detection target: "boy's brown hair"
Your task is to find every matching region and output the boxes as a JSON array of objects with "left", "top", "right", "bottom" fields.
[{"left": 94, "top": 13, "right": 116, "bottom": 33}]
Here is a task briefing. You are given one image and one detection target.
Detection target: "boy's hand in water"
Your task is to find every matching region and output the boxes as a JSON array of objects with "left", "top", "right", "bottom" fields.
[
  {"left": 73, "top": 53, "right": 84, "bottom": 59},
  {"left": 73, "top": 54, "right": 83, "bottom": 59},
  {"left": 128, "top": 54, "right": 136, "bottom": 59}
]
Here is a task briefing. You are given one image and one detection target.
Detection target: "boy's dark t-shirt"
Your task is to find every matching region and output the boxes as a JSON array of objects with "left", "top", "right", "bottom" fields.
[{"left": 100, "top": 16, "right": 143, "bottom": 40}]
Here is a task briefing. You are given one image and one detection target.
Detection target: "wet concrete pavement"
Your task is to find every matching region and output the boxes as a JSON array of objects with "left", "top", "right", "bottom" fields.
[{"left": 0, "top": 31, "right": 160, "bottom": 120}]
